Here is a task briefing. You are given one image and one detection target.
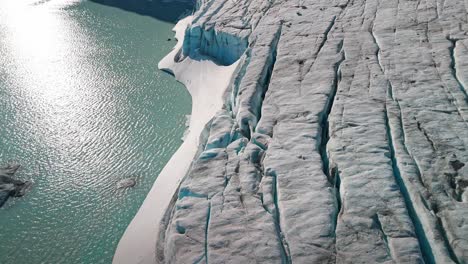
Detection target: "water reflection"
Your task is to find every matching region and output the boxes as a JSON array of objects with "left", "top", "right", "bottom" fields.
[
  {"left": 1, "top": 0, "right": 109, "bottom": 149},
  {"left": 0, "top": 0, "right": 191, "bottom": 263}
]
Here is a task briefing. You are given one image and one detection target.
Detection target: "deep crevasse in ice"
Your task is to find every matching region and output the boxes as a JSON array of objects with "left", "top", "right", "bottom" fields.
[{"left": 160, "top": 0, "right": 468, "bottom": 263}]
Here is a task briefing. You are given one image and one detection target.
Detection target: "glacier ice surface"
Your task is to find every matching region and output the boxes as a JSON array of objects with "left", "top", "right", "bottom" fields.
[{"left": 126, "top": 0, "right": 468, "bottom": 263}]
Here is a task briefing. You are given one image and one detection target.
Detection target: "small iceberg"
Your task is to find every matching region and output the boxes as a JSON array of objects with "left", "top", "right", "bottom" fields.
[{"left": 116, "top": 178, "right": 136, "bottom": 189}]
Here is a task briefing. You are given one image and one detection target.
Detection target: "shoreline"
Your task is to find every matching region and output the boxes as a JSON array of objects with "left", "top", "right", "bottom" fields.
[{"left": 113, "top": 16, "right": 239, "bottom": 264}]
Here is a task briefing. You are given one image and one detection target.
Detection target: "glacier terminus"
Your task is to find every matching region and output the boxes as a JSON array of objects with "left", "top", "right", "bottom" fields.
[{"left": 114, "top": 0, "right": 468, "bottom": 263}]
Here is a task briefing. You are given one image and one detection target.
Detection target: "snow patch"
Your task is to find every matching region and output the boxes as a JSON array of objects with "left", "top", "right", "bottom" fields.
[{"left": 113, "top": 16, "right": 239, "bottom": 264}]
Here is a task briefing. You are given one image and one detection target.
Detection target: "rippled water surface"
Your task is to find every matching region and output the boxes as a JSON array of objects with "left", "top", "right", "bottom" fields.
[{"left": 0, "top": 0, "right": 191, "bottom": 263}]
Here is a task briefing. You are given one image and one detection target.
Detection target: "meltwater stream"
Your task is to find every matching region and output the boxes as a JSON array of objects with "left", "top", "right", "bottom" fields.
[{"left": 0, "top": 0, "right": 191, "bottom": 263}]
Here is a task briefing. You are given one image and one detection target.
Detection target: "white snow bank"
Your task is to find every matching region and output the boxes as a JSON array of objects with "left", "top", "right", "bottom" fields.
[{"left": 112, "top": 16, "right": 239, "bottom": 264}]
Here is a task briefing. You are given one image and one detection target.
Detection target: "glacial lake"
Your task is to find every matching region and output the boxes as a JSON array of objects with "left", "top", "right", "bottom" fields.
[{"left": 0, "top": 0, "right": 191, "bottom": 263}]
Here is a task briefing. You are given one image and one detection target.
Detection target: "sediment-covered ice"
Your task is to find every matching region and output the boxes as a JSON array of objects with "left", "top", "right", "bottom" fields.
[{"left": 115, "top": 0, "right": 468, "bottom": 263}]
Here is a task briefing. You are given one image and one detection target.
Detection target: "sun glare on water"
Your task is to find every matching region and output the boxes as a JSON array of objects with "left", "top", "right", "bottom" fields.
[
  {"left": 0, "top": 0, "right": 120, "bottom": 151},
  {"left": 0, "top": 0, "right": 192, "bottom": 262}
]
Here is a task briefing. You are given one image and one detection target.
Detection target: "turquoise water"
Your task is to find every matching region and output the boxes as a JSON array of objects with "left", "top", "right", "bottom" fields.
[{"left": 0, "top": 0, "right": 191, "bottom": 263}]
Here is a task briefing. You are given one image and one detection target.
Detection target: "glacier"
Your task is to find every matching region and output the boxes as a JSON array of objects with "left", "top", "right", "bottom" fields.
[{"left": 114, "top": 0, "right": 468, "bottom": 263}]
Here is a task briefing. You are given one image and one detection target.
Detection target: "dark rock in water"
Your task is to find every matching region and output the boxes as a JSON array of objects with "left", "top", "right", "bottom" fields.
[
  {"left": 0, "top": 164, "right": 31, "bottom": 207},
  {"left": 167, "top": 38, "right": 172, "bottom": 41},
  {"left": 11, "top": 181, "right": 32, "bottom": 197},
  {"left": 1, "top": 163, "right": 20, "bottom": 176},
  {"left": 117, "top": 178, "right": 136, "bottom": 189},
  {"left": 0, "top": 191, "right": 10, "bottom": 207}
]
